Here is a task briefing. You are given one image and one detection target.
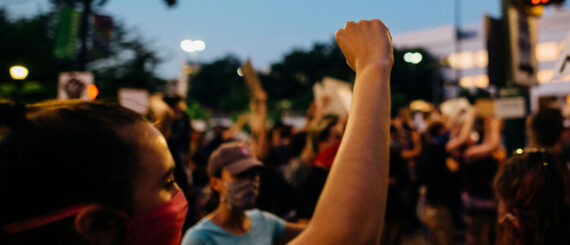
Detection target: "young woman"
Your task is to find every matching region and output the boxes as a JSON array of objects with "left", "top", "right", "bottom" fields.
[
  {"left": 494, "top": 149, "right": 570, "bottom": 245},
  {"left": 1, "top": 19, "right": 394, "bottom": 245},
  {"left": 0, "top": 100, "right": 187, "bottom": 245},
  {"left": 182, "top": 142, "right": 305, "bottom": 245}
]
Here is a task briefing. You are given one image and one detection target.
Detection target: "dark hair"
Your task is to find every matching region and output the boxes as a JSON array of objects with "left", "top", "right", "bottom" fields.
[
  {"left": 426, "top": 120, "right": 445, "bottom": 138},
  {"left": 162, "top": 95, "right": 183, "bottom": 109},
  {"left": 309, "top": 115, "right": 339, "bottom": 152},
  {"left": 0, "top": 100, "right": 147, "bottom": 241},
  {"left": 530, "top": 108, "right": 564, "bottom": 147},
  {"left": 494, "top": 150, "right": 570, "bottom": 245}
]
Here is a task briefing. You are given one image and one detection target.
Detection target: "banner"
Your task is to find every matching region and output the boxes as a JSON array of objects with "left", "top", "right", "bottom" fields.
[
  {"left": 475, "top": 98, "right": 526, "bottom": 119},
  {"left": 54, "top": 7, "right": 81, "bottom": 59},
  {"left": 91, "top": 14, "right": 113, "bottom": 59}
]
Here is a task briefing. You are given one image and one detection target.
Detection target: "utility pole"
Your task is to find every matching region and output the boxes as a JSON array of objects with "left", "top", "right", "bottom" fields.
[
  {"left": 78, "top": 0, "right": 92, "bottom": 71},
  {"left": 454, "top": 0, "right": 462, "bottom": 83}
]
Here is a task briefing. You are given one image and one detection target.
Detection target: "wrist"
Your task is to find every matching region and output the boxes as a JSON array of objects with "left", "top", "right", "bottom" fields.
[{"left": 355, "top": 60, "right": 392, "bottom": 75}]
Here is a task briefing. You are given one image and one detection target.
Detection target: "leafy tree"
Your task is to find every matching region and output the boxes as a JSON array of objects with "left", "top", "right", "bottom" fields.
[
  {"left": 188, "top": 55, "right": 249, "bottom": 112},
  {"left": 391, "top": 48, "right": 443, "bottom": 103},
  {"left": 0, "top": 5, "right": 164, "bottom": 103},
  {"left": 188, "top": 39, "right": 443, "bottom": 114}
]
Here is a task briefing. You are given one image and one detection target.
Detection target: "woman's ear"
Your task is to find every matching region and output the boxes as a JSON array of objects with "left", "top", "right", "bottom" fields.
[
  {"left": 74, "top": 206, "right": 130, "bottom": 245},
  {"left": 210, "top": 176, "right": 224, "bottom": 194}
]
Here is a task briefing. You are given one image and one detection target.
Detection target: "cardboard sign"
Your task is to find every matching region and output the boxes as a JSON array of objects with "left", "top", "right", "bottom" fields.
[
  {"left": 119, "top": 88, "right": 149, "bottom": 114},
  {"left": 58, "top": 72, "right": 94, "bottom": 100},
  {"left": 475, "top": 99, "right": 495, "bottom": 118},
  {"left": 554, "top": 31, "right": 570, "bottom": 81},
  {"left": 241, "top": 60, "right": 263, "bottom": 94},
  {"left": 322, "top": 77, "right": 352, "bottom": 115},
  {"left": 312, "top": 83, "right": 324, "bottom": 108}
]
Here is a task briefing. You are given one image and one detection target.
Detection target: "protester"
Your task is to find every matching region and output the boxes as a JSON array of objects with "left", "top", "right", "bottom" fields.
[
  {"left": 491, "top": 107, "right": 570, "bottom": 244},
  {"left": 296, "top": 115, "right": 342, "bottom": 222},
  {"left": 416, "top": 120, "right": 458, "bottom": 245},
  {"left": 0, "top": 100, "right": 188, "bottom": 245},
  {"left": 460, "top": 116, "right": 503, "bottom": 245},
  {"left": 181, "top": 142, "right": 305, "bottom": 245},
  {"left": 494, "top": 149, "right": 570, "bottom": 245}
]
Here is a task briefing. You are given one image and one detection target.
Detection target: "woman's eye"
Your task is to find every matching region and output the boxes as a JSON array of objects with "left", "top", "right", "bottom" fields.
[{"left": 164, "top": 177, "right": 176, "bottom": 189}]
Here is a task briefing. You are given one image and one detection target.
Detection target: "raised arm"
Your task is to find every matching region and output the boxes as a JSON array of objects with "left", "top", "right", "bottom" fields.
[
  {"left": 446, "top": 108, "right": 476, "bottom": 152},
  {"left": 290, "top": 19, "right": 393, "bottom": 245},
  {"left": 464, "top": 118, "right": 502, "bottom": 160}
]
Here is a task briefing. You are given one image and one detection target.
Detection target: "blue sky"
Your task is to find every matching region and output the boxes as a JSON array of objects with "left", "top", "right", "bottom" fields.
[{"left": 3, "top": 0, "right": 570, "bottom": 78}]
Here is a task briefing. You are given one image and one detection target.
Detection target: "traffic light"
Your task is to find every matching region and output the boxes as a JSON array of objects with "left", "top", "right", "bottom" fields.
[
  {"left": 512, "top": 0, "right": 565, "bottom": 7},
  {"left": 163, "top": 0, "right": 176, "bottom": 7}
]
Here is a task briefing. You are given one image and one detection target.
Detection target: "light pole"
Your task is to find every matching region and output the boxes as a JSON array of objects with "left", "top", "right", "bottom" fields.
[
  {"left": 455, "top": 0, "right": 462, "bottom": 84},
  {"left": 10, "top": 66, "right": 29, "bottom": 81},
  {"left": 180, "top": 39, "right": 206, "bottom": 54},
  {"left": 9, "top": 65, "right": 29, "bottom": 103}
]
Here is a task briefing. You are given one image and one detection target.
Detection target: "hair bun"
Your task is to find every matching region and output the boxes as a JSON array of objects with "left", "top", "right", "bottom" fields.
[{"left": 0, "top": 100, "right": 26, "bottom": 127}]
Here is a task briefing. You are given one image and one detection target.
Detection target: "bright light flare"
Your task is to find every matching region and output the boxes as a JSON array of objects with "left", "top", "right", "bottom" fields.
[
  {"left": 404, "top": 52, "right": 423, "bottom": 64},
  {"left": 237, "top": 68, "right": 243, "bottom": 77},
  {"left": 87, "top": 84, "right": 99, "bottom": 100},
  {"left": 180, "top": 39, "right": 206, "bottom": 53},
  {"left": 9, "top": 66, "right": 29, "bottom": 80}
]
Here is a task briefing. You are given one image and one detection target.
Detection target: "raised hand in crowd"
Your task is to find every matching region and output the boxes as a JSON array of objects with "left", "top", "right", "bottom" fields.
[{"left": 290, "top": 19, "right": 393, "bottom": 245}]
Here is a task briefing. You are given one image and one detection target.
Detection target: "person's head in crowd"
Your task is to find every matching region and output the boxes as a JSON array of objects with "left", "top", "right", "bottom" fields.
[
  {"left": 397, "top": 107, "right": 412, "bottom": 123},
  {"left": 309, "top": 115, "right": 341, "bottom": 153},
  {"left": 207, "top": 142, "right": 263, "bottom": 212},
  {"left": 494, "top": 149, "right": 570, "bottom": 245},
  {"left": 0, "top": 100, "right": 187, "bottom": 245},
  {"left": 308, "top": 115, "right": 343, "bottom": 169},
  {"left": 527, "top": 108, "right": 564, "bottom": 148},
  {"left": 426, "top": 120, "right": 447, "bottom": 138}
]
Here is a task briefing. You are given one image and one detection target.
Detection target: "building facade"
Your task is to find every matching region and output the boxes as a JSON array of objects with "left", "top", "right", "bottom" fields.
[{"left": 392, "top": 7, "right": 570, "bottom": 93}]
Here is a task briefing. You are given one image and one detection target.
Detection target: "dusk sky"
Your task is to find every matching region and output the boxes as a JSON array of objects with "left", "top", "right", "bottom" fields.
[{"left": 4, "top": 0, "right": 570, "bottom": 79}]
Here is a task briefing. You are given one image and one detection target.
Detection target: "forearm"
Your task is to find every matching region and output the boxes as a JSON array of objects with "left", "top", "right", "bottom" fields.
[
  {"left": 447, "top": 109, "right": 475, "bottom": 152},
  {"left": 299, "top": 64, "right": 391, "bottom": 244}
]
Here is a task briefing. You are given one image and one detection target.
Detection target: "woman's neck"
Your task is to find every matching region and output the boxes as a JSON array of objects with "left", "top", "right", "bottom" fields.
[{"left": 209, "top": 203, "right": 250, "bottom": 235}]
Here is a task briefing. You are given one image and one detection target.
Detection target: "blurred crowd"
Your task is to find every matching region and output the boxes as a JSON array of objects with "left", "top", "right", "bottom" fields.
[{"left": 147, "top": 88, "right": 570, "bottom": 245}]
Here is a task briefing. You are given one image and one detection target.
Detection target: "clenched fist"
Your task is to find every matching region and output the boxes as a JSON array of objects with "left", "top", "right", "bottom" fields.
[{"left": 335, "top": 19, "right": 394, "bottom": 73}]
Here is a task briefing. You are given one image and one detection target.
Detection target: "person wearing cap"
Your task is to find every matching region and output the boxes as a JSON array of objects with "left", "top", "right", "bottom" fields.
[{"left": 181, "top": 142, "right": 305, "bottom": 245}]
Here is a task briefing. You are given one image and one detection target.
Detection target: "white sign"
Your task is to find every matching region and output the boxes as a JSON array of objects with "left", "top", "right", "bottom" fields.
[
  {"left": 495, "top": 97, "right": 526, "bottom": 119},
  {"left": 322, "top": 77, "right": 352, "bottom": 115},
  {"left": 58, "top": 72, "right": 94, "bottom": 100},
  {"left": 119, "top": 88, "right": 149, "bottom": 114},
  {"left": 554, "top": 31, "right": 570, "bottom": 80}
]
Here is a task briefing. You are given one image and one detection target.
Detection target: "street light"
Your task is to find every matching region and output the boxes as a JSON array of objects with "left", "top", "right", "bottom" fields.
[
  {"left": 10, "top": 66, "right": 29, "bottom": 80},
  {"left": 180, "top": 39, "right": 206, "bottom": 53},
  {"left": 404, "top": 52, "right": 423, "bottom": 65}
]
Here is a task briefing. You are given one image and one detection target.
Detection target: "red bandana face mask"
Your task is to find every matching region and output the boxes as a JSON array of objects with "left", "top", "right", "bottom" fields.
[
  {"left": 2, "top": 190, "right": 188, "bottom": 245},
  {"left": 129, "top": 190, "right": 188, "bottom": 245}
]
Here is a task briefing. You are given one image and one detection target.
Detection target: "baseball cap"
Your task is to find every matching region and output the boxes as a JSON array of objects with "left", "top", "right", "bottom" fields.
[{"left": 207, "top": 142, "right": 263, "bottom": 177}]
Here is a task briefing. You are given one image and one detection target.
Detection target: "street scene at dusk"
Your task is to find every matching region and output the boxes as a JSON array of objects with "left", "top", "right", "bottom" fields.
[{"left": 1, "top": 0, "right": 570, "bottom": 245}]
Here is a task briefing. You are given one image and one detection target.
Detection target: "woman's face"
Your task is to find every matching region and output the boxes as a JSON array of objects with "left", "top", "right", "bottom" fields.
[{"left": 129, "top": 123, "right": 180, "bottom": 215}]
